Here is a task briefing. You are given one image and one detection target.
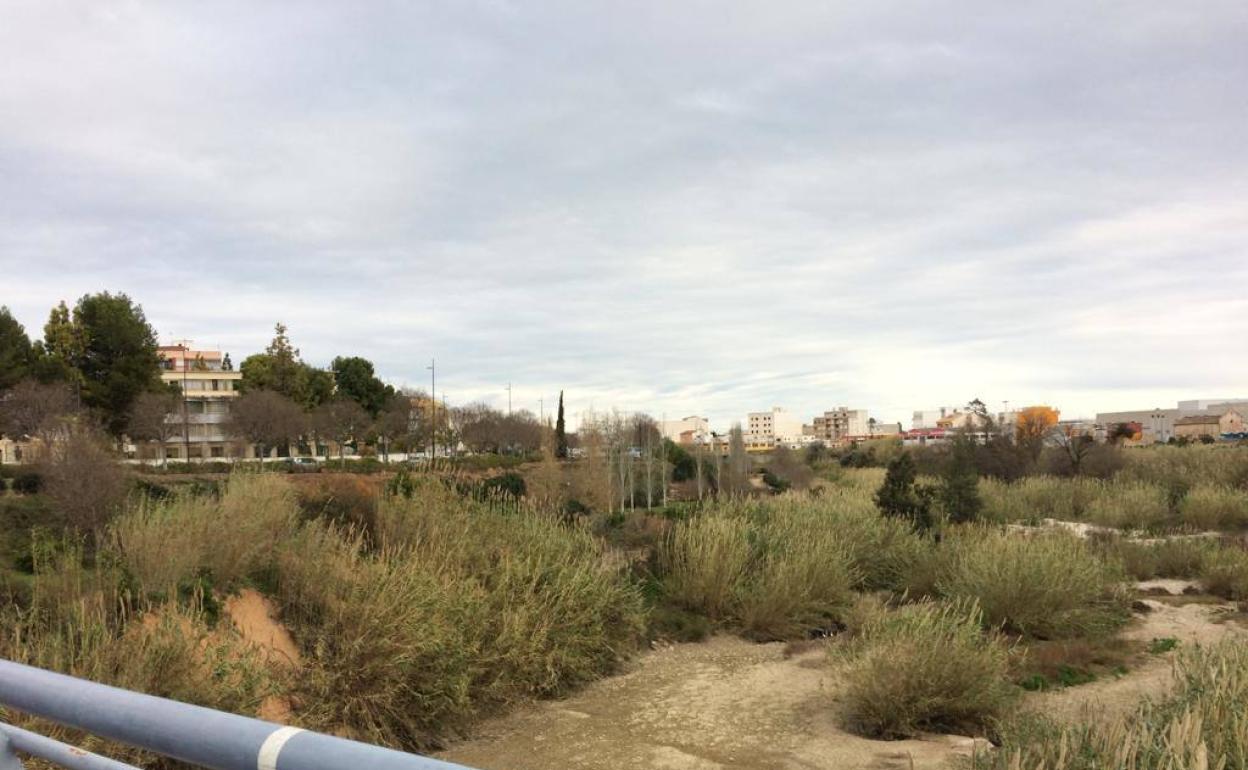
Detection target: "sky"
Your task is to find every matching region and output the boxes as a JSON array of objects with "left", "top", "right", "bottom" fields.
[{"left": 2, "top": 1, "right": 1246, "bottom": 429}]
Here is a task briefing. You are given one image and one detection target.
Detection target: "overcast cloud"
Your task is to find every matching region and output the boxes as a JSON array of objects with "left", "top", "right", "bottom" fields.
[{"left": 2, "top": 1, "right": 1245, "bottom": 428}]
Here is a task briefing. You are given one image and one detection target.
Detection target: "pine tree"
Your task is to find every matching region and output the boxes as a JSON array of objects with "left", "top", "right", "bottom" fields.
[
  {"left": 555, "top": 390, "right": 568, "bottom": 459},
  {"left": 875, "top": 452, "right": 935, "bottom": 533}
]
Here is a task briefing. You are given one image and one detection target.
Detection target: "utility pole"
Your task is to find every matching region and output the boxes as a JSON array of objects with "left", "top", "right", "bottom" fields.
[
  {"left": 427, "top": 359, "right": 436, "bottom": 459},
  {"left": 506, "top": 382, "right": 512, "bottom": 416},
  {"left": 180, "top": 344, "right": 191, "bottom": 463}
]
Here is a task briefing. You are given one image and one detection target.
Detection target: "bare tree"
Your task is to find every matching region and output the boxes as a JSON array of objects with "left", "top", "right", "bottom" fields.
[
  {"left": 0, "top": 379, "right": 77, "bottom": 458},
  {"left": 128, "top": 390, "right": 181, "bottom": 467},
  {"left": 312, "top": 397, "right": 371, "bottom": 462},
  {"left": 40, "top": 424, "right": 130, "bottom": 539},
  {"left": 723, "top": 424, "right": 752, "bottom": 497},
  {"left": 226, "top": 389, "right": 305, "bottom": 462},
  {"left": 373, "top": 391, "right": 411, "bottom": 463}
]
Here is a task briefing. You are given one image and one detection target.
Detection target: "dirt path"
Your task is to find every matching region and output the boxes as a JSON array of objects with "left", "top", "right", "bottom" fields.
[
  {"left": 439, "top": 636, "right": 988, "bottom": 770},
  {"left": 1028, "top": 583, "right": 1245, "bottom": 723}
]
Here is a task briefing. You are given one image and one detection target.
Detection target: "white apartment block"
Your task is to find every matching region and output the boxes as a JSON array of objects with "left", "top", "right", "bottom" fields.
[
  {"left": 746, "top": 407, "right": 803, "bottom": 449},
  {"left": 157, "top": 343, "right": 242, "bottom": 460},
  {"left": 912, "top": 406, "right": 959, "bottom": 430},
  {"left": 659, "top": 416, "right": 711, "bottom": 445}
]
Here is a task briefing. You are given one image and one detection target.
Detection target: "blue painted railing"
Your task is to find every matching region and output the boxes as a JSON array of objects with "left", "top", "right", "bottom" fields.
[{"left": 0, "top": 660, "right": 480, "bottom": 770}]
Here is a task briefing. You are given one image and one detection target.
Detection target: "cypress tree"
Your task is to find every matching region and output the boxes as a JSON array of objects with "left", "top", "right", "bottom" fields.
[
  {"left": 940, "top": 434, "right": 983, "bottom": 524},
  {"left": 555, "top": 390, "right": 568, "bottom": 459}
]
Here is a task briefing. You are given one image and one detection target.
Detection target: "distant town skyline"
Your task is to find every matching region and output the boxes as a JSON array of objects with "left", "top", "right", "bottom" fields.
[{"left": 3, "top": 3, "right": 1245, "bottom": 429}]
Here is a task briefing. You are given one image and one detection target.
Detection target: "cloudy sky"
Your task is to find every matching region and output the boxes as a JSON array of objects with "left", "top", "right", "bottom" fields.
[{"left": 2, "top": 1, "right": 1245, "bottom": 428}]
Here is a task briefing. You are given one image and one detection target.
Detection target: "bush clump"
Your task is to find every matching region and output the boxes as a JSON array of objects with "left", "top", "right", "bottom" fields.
[
  {"left": 1085, "top": 480, "right": 1172, "bottom": 532},
  {"left": 1199, "top": 546, "right": 1248, "bottom": 600},
  {"left": 839, "top": 599, "right": 1014, "bottom": 739},
  {"left": 1178, "top": 483, "right": 1248, "bottom": 531},
  {"left": 279, "top": 485, "right": 647, "bottom": 749},
  {"left": 938, "top": 530, "right": 1131, "bottom": 639}
]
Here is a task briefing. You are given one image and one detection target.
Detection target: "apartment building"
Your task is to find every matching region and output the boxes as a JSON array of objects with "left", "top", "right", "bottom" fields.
[
  {"left": 659, "top": 416, "right": 711, "bottom": 445},
  {"left": 746, "top": 407, "right": 803, "bottom": 449},
  {"left": 912, "top": 407, "right": 959, "bottom": 430},
  {"left": 811, "top": 407, "right": 869, "bottom": 443},
  {"left": 157, "top": 343, "right": 242, "bottom": 460}
]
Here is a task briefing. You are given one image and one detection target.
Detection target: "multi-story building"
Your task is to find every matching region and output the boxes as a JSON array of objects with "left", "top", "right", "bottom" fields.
[
  {"left": 746, "top": 407, "right": 803, "bottom": 450},
  {"left": 157, "top": 343, "right": 242, "bottom": 460},
  {"left": 811, "top": 407, "right": 869, "bottom": 443},
  {"left": 659, "top": 416, "right": 711, "bottom": 445}
]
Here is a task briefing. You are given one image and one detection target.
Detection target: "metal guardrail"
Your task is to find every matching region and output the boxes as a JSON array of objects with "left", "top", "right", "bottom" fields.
[{"left": 0, "top": 660, "right": 480, "bottom": 770}]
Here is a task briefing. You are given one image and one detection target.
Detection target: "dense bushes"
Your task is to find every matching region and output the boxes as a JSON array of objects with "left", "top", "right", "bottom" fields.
[
  {"left": 838, "top": 599, "right": 1013, "bottom": 739},
  {"left": 1178, "top": 483, "right": 1248, "bottom": 530},
  {"left": 278, "top": 485, "right": 647, "bottom": 748},
  {"left": 660, "top": 492, "right": 929, "bottom": 638},
  {"left": 1199, "top": 546, "right": 1248, "bottom": 600},
  {"left": 938, "top": 530, "right": 1131, "bottom": 639},
  {"left": 110, "top": 472, "right": 298, "bottom": 594}
]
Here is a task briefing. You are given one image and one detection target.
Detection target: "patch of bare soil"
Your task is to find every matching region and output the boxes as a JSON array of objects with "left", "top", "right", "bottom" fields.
[
  {"left": 222, "top": 588, "right": 301, "bottom": 723},
  {"left": 439, "top": 635, "right": 989, "bottom": 770},
  {"left": 1027, "top": 593, "right": 1246, "bottom": 724}
]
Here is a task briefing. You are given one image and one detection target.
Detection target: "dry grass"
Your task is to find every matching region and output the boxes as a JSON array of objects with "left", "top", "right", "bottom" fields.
[
  {"left": 980, "top": 640, "right": 1248, "bottom": 770},
  {"left": 276, "top": 483, "right": 647, "bottom": 749},
  {"left": 938, "top": 529, "right": 1131, "bottom": 639},
  {"left": 109, "top": 471, "right": 299, "bottom": 595},
  {"left": 837, "top": 599, "right": 1014, "bottom": 739},
  {"left": 660, "top": 490, "right": 928, "bottom": 638},
  {"left": 1179, "top": 483, "right": 1248, "bottom": 531}
]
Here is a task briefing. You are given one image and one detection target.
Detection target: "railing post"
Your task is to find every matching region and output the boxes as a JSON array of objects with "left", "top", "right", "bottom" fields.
[{"left": 0, "top": 731, "right": 24, "bottom": 770}]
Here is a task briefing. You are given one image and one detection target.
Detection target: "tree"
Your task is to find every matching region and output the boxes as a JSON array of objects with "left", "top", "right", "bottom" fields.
[
  {"left": 939, "top": 434, "right": 982, "bottom": 524},
  {"left": 312, "top": 397, "right": 371, "bottom": 461},
  {"left": 1015, "top": 406, "right": 1059, "bottom": 458},
  {"left": 31, "top": 300, "right": 85, "bottom": 386},
  {"left": 721, "top": 424, "right": 752, "bottom": 496},
  {"left": 875, "top": 452, "right": 936, "bottom": 533},
  {"left": 331, "top": 356, "right": 393, "bottom": 416},
  {"left": 240, "top": 323, "right": 334, "bottom": 410},
  {"left": 70, "top": 292, "right": 163, "bottom": 436},
  {"left": 769, "top": 445, "right": 814, "bottom": 491},
  {"left": 372, "top": 392, "right": 411, "bottom": 463},
  {"left": 128, "top": 390, "right": 182, "bottom": 468},
  {"left": 555, "top": 390, "right": 568, "bottom": 459},
  {"left": 0, "top": 379, "right": 78, "bottom": 456},
  {"left": 40, "top": 424, "right": 130, "bottom": 539},
  {"left": 226, "top": 390, "right": 305, "bottom": 461},
  {"left": 0, "top": 306, "right": 33, "bottom": 391}
]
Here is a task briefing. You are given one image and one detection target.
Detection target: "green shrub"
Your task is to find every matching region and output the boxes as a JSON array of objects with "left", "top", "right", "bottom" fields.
[
  {"left": 12, "top": 471, "right": 42, "bottom": 494},
  {"left": 1178, "top": 484, "right": 1248, "bottom": 531},
  {"left": 938, "top": 530, "right": 1131, "bottom": 639},
  {"left": 838, "top": 599, "right": 1014, "bottom": 739}
]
